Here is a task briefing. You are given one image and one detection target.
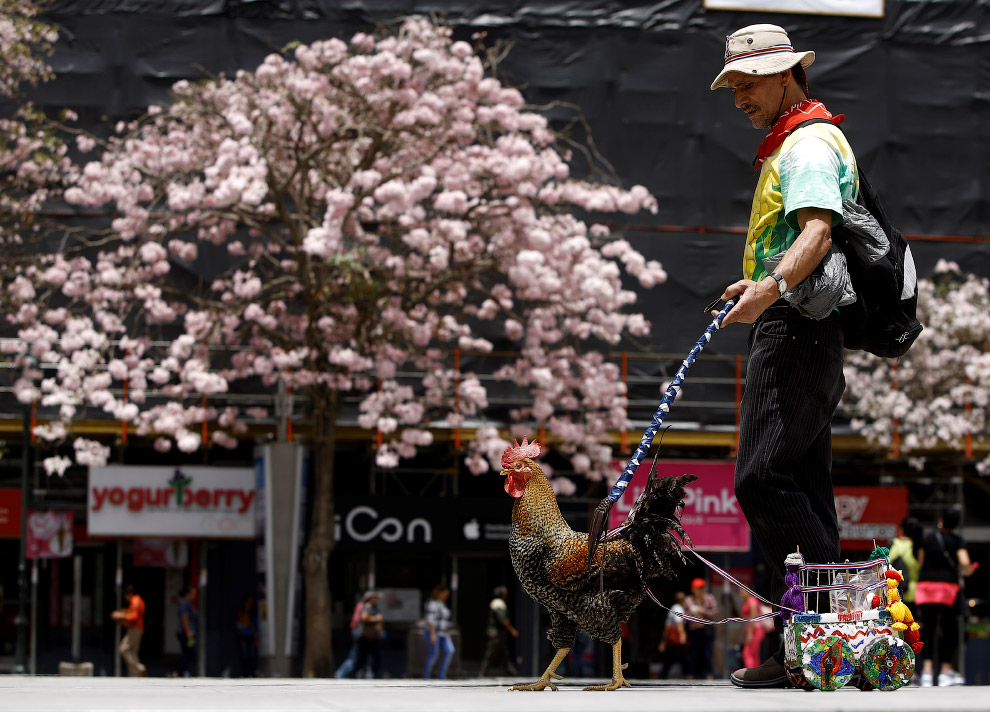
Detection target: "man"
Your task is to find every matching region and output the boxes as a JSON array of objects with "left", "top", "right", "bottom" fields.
[
  {"left": 478, "top": 585, "right": 518, "bottom": 677},
  {"left": 709, "top": 24, "right": 856, "bottom": 688},
  {"left": 174, "top": 585, "right": 199, "bottom": 677},
  {"left": 683, "top": 578, "right": 719, "bottom": 680},
  {"left": 111, "top": 584, "right": 147, "bottom": 677}
]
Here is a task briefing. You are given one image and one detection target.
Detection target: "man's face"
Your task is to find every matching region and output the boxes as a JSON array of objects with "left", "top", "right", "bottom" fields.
[{"left": 726, "top": 72, "right": 786, "bottom": 129}]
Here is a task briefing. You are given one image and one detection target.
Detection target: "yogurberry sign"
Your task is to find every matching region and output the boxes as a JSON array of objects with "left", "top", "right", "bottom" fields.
[{"left": 88, "top": 465, "right": 257, "bottom": 538}]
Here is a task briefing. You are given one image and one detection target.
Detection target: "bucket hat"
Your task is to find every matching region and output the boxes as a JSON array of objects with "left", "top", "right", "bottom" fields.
[{"left": 710, "top": 24, "right": 814, "bottom": 91}]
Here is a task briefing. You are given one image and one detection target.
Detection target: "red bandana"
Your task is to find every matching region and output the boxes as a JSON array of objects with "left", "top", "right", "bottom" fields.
[{"left": 753, "top": 99, "right": 844, "bottom": 172}]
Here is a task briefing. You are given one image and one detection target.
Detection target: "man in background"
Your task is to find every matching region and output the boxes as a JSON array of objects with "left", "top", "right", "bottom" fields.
[
  {"left": 479, "top": 585, "right": 518, "bottom": 677},
  {"left": 111, "top": 584, "right": 147, "bottom": 676}
]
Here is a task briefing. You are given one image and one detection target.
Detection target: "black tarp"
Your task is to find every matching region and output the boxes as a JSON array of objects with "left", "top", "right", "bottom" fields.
[{"left": 20, "top": 0, "right": 990, "bottom": 426}]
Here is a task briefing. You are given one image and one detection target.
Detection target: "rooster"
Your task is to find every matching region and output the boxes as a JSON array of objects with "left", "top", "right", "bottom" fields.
[{"left": 501, "top": 437, "right": 695, "bottom": 691}]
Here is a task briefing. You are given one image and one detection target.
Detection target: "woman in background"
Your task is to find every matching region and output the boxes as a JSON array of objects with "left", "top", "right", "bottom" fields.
[
  {"left": 423, "top": 584, "right": 455, "bottom": 679},
  {"left": 657, "top": 591, "right": 688, "bottom": 679},
  {"left": 235, "top": 593, "right": 259, "bottom": 677},
  {"left": 740, "top": 594, "right": 766, "bottom": 671},
  {"left": 916, "top": 509, "right": 979, "bottom": 687}
]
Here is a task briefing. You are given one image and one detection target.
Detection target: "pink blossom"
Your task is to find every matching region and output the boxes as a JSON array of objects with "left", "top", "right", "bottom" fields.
[
  {"left": 73, "top": 439, "right": 110, "bottom": 467},
  {"left": 375, "top": 447, "right": 399, "bottom": 468},
  {"left": 176, "top": 432, "right": 202, "bottom": 453}
]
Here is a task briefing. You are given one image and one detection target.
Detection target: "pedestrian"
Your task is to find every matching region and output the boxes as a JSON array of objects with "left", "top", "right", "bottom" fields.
[
  {"left": 350, "top": 591, "right": 384, "bottom": 678},
  {"left": 657, "top": 591, "right": 688, "bottom": 679},
  {"left": 111, "top": 584, "right": 147, "bottom": 677},
  {"left": 683, "top": 578, "right": 718, "bottom": 680},
  {"left": 235, "top": 593, "right": 259, "bottom": 677},
  {"left": 708, "top": 24, "right": 854, "bottom": 689},
  {"left": 916, "top": 509, "right": 979, "bottom": 687},
  {"left": 888, "top": 516, "right": 923, "bottom": 604},
  {"left": 334, "top": 595, "right": 365, "bottom": 678},
  {"left": 740, "top": 594, "right": 767, "bottom": 670},
  {"left": 422, "top": 584, "right": 454, "bottom": 679},
  {"left": 478, "top": 585, "right": 518, "bottom": 677},
  {"left": 172, "top": 585, "right": 199, "bottom": 677}
]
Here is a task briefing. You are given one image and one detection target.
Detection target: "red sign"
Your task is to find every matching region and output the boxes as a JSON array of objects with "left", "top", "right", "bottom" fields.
[
  {"left": 133, "top": 538, "right": 189, "bottom": 568},
  {"left": 0, "top": 488, "right": 22, "bottom": 539},
  {"left": 834, "top": 486, "right": 909, "bottom": 550},
  {"left": 26, "top": 510, "right": 74, "bottom": 559},
  {"left": 609, "top": 460, "right": 749, "bottom": 552}
]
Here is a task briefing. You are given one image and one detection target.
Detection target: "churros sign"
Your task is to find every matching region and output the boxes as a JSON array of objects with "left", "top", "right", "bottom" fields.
[{"left": 88, "top": 465, "right": 257, "bottom": 538}]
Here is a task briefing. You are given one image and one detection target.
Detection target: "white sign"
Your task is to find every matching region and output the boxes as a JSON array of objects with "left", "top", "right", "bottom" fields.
[
  {"left": 377, "top": 588, "right": 423, "bottom": 623},
  {"left": 704, "top": 0, "right": 884, "bottom": 17},
  {"left": 88, "top": 465, "right": 257, "bottom": 538},
  {"left": 333, "top": 505, "right": 433, "bottom": 544}
]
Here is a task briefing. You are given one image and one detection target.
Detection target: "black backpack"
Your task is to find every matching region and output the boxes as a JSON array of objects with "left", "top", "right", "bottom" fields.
[{"left": 795, "top": 120, "right": 923, "bottom": 358}]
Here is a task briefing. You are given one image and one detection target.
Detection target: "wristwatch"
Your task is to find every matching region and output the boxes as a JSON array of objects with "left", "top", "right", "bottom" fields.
[{"left": 768, "top": 271, "right": 787, "bottom": 296}]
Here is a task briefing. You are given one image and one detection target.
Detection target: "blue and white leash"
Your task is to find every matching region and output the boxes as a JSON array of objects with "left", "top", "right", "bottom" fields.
[{"left": 587, "top": 299, "right": 736, "bottom": 562}]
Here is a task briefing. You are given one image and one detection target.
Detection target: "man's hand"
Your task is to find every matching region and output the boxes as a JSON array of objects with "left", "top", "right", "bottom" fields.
[
  {"left": 713, "top": 207, "right": 833, "bottom": 326},
  {"left": 711, "top": 277, "right": 779, "bottom": 326}
]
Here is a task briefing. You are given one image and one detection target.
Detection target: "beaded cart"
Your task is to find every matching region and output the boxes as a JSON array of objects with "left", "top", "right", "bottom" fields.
[{"left": 781, "top": 550, "right": 921, "bottom": 691}]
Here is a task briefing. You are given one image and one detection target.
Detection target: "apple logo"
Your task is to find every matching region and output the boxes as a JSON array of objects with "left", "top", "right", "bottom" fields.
[{"left": 463, "top": 518, "right": 481, "bottom": 540}]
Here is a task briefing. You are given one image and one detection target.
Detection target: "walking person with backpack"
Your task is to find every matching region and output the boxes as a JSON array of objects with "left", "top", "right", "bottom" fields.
[
  {"left": 349, "top": 591, "right": 385, "bottom": 679},
  {"left": 707, "top": 24, "right": 869, "bottom": 688},
  {"left": 334, "top": 593, "right": 370, "bottom": 678}
]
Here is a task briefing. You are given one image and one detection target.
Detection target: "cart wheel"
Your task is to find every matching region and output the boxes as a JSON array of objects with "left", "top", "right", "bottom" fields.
[
  {"left": 786, "top": 665, "right": 815, "bottom": 691},
  {"left": 861, "top": 635, "right": 915, "bottom": 691},
  {"left": 849, "top": 672, "right": 875, "bottom": 691},
  {"left": 802, "top": 635, "right": 855, "bottom": 691}
]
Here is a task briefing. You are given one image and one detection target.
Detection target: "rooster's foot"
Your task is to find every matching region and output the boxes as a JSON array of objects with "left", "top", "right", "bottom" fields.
[
  {"left": 509, "top": 671, "right": 563, "bottom": 692},
  {"left": 582, "top": 673, "right": 630, "bottom": 691},
  {"left": 584, "top": 644, "right": 630, "bottom": 690},
  {"left": 508, "top": 648, "right": 569, "bottom": 692}
]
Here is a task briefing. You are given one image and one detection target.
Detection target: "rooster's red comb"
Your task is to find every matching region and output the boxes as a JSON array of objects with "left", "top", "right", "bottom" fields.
[{"left": 501, "top": 437, "right": 541, "bottom": 469}]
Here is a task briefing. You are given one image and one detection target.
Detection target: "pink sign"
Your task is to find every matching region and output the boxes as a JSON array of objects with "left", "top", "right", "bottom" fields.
[
  {"left": 26, "top": 510, "right": 74, "bottom": 559},
  {"left": 608, "top": 460, "right": 749, "bottom": 552}
]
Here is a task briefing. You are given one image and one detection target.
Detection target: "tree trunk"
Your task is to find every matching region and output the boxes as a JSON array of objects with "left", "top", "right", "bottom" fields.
[{"left": 301, "top": 385, "right": 338, "bottom": 677}]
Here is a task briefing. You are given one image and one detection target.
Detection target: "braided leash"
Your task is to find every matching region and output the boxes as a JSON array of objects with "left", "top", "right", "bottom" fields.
[{"left": 587, "top": 299, "right": 737, "bottom": 563}]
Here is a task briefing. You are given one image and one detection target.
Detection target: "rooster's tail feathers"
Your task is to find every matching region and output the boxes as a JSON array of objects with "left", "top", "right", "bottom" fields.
[{"left": 621, "top": 472, "right": 697, "bottom": 580}]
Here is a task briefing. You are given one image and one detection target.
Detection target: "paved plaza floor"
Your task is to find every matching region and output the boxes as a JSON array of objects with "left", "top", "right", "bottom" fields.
[{"left": 2, "top": 676, "right": 988, "bottom": 712}]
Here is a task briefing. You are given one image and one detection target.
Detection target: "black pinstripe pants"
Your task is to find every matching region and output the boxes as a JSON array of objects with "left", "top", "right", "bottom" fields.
[{"left": 735, "top": 305, "right": 845, "bottom": 622}]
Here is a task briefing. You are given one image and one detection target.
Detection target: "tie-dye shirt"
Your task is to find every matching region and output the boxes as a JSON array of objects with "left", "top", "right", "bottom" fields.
[{"left": 743, "top": 122, "right": 859, "bottom": 281}]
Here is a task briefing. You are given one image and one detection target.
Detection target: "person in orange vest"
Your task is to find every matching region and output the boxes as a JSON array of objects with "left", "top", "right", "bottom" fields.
[{"left": 111, "top": 584, "right": 147, "bottom": 676}]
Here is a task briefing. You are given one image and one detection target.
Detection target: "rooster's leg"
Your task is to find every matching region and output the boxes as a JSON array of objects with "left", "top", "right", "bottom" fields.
[
  {"left": 583, "top": 640, "right": 630, "bottom": 691},
  {"left": 508, "top": 647, "right": 570, "bottom": 691}
]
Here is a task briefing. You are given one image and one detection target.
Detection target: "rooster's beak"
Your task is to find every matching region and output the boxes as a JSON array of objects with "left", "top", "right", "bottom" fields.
[{"left": 499, "top": 469, "right": 508, "bottom": 477}]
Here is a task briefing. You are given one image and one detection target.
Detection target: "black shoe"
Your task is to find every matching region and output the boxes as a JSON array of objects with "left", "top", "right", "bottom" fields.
[{"left": 729, "top": 657, "right": 790, "bottom": 689}]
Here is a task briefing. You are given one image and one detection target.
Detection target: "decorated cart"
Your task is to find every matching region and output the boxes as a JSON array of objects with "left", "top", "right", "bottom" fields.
[{"left": 782, "top": 549, "right": 922, "bottom": 691}]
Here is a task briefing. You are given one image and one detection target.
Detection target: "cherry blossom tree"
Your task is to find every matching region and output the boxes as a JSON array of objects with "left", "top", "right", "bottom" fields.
[
  {"left": 4, "top": 18, "right": 667, "bottom": 674},
  {"left": 1, "top": 0, "right": 67, "bottom": 262},
  {"left": 842, "top": 259, "right": 989, "bottom": 473},
  {"left": 0, "top": 0, "right": 68, "bottom": 461}
]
